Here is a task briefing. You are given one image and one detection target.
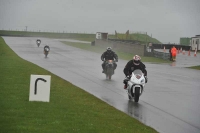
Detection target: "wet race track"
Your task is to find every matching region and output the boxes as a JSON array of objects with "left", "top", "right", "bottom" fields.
[{"left": 3, "top": 36, "right": 200, "bottom": 133}]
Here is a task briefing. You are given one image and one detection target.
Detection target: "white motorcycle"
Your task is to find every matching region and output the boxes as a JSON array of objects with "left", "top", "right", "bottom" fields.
[{"left": 126, "top": 69, "right": 146, "bottom": 102}]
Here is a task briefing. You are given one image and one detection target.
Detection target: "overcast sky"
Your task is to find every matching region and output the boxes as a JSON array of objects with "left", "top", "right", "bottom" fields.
[{"left": 0, "top": 0, "right": 199, "bottom": 43}]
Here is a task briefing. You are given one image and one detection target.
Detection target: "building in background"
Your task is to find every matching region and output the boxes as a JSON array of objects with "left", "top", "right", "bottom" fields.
[
  {"left": 180, "top": 37, "right": 191, "bottom": 46},
  {"left": 191, "top": 35, "right": 200, "bottom": 51},
  {"left": 96, "top": 32, "right": 108, "bottom": 40}
]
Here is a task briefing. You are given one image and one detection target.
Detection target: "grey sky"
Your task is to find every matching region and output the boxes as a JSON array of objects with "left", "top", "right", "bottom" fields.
[{"left": 0, "top": 0, "right": 200, "bottom": 43}]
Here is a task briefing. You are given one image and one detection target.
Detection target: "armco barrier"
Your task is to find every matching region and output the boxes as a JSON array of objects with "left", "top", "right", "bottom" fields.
[
  {"left": 95, "top": 39, "right": 174, "bottom": 60},
  {"left": 153, "top": 49, "right": 170, "bottom": 60}
]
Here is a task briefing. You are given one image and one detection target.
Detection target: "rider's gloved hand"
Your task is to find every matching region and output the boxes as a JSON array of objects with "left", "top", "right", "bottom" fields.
[
  {"left": 126, "top": 75, "right": 131, "bottom": 79},
  {"left": 145, "top": 76, "right": 148, "bottom": 83}
]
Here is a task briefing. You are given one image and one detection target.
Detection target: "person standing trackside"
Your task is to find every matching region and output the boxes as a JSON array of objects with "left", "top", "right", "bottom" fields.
[
  {"left": 171, "top": 46, "right": 177, "bottom": 61},
  {"left": 169, "top": 46, "right": 172, "bottom": 61}
]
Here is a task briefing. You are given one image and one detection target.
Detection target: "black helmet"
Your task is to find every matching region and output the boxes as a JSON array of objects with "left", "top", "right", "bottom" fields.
[{"left": 133, "top": 55, "right": 141, "bottom": 65}]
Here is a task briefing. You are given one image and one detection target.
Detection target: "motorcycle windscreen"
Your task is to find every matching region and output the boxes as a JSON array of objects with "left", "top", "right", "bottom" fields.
[
  {"left": 107, "top": 60, "right": 113, "bottom": 63},
  {"left": 133, "top": 69, "right": 143, "bottom": 79},
  {"left": 45, "top": 48, "right": 50, "bottom": 52}
]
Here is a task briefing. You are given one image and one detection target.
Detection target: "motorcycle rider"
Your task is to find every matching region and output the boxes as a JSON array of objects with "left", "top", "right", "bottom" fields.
[
  {"left": 169, "top": 46, "right": 172, "bottom": 61},
  {"left": 44, "top": 45, "right": 50, "bottom": 53},
  {"left": 101, "top": 47, "right": 118, "bottom": 73},
  {"left": 36, "top": 38, "right": 41, "bottom": 43},
  {"left": 123, "top": 55, "right": 148, "bottom": 89}
]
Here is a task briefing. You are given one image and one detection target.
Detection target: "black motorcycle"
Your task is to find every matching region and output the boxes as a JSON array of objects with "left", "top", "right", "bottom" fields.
[
  {"left": 36, "top": 40, "right": 41, "bottom": 47},
  {"left": 44, "top": 46, "right": 50, "bottom": 58},
  {"left": 104, "top": 60, "right": 116, "bottom": 80}
]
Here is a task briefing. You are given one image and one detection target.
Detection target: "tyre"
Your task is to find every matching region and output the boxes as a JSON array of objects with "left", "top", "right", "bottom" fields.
[
  {"left": 106, "top": 74, "right": 108, "bottom": 79},
  {"left": 134, "top": 87, "right": 140, "bottom": 102},
  {"left": 128, "top": 95, "right": 131, "bottom": 100},
  {"left": 45, "top": 52, "right": 48, "bottom": 58},
  {"left": 109, "top": 75, "right": 111, "bottom": 80}
]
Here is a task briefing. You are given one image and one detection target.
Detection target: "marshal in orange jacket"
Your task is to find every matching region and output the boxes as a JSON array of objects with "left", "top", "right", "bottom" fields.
[{"left": 171, "top": 46, "right": 177, "bottom": 57}]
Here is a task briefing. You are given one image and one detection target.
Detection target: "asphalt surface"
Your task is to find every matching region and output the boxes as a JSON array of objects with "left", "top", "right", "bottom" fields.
[{"left": 2, "top": 36, "right": 200, "bottom": 133}]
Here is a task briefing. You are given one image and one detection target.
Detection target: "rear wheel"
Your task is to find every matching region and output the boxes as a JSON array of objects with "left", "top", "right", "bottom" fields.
[
  {"left": 109, "top": 75, "right": 111, "bottom": 80},
  {"left": 45, "top": 52, "right": 48, "bottom": 58},
  {"left": 134, "top": 87, "right": 140, "bottom": 102}
]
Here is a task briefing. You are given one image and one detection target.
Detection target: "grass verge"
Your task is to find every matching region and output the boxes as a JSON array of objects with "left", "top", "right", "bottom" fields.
[
  {"left": 62, "top": 40, "right": 200, "bottom": 70},
  {"left": 108, "top": 33, "right": 161, "bottom": 44},
  {"left": 187, "top": 65, "right": 200, "bottom": 70},
  {"left": 0, "top": 37, "right": 158, "bottom": 133},
  {"left": 61, "top": 41, "right": 171, "bottom": 64}
]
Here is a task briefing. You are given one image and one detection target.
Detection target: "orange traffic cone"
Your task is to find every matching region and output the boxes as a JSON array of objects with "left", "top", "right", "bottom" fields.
[
  {"left": 183, "top": 50, "right": 185, "bottom": 55},
  {"left": 188, "top": 50, "right": 190, "bottom": 56},
  {"left": 163, "top": 46, "right": 166, "bottom": 52},
  {"left": 194, "top": 48, "right": 197, "bottom": 57},
  {"left": 194, "top": 50, "right": 197, "bottom": 57},
  {"left": 180, "top": 47, "right": 182, "bottom": 53}
]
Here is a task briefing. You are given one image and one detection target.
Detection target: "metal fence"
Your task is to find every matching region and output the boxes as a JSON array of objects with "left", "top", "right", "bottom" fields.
[{"left": 153, "top": 49, "right": 170, "bottom": 60}]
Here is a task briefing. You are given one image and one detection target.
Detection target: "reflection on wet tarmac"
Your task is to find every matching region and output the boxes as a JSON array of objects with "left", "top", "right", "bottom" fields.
[
  {"left": 127, "top": 101, "right": 146, "bottom": 123},
  {"left": 170, "top": 62, "right": 176, "bottom": 66}
]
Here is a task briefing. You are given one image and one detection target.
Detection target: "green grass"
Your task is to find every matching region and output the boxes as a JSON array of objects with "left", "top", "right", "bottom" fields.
[
  {"left": 187, "top": 65, "right": 200, "bottom": 70},
  {"left": 73, "top": 37, "right": 95, "bottom": 42},
  {"left": 0, "top": 37, "right": 158, "bottom": 133},
  {"left": 0, "top": 30, "right": 96, "bottom": 41},
  {"left": 0, "top": 30, "right": 162, "bottom": 44},
  {"left": 62, "top": 41, "right": 170, "bottom": 63},
  {"left": 108, "top": 33, "right": 161, "bottom": 44}
]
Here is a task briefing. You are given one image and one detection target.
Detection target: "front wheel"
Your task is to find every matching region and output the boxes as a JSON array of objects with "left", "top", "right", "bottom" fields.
[
  {"left": 134, "top": 87, "right": 140, "bottom": 102},
  {"left": 106, "top": 74, "right": 111, "bottom": 80},
  {"left": 109, "top": 74, "right": 111, "bottom": 80},
  {"left": 44, "top": 52, "right": 48, "bottom": 58},
  {"left": 128, "top": 95, "right": 131, "bottom": 100}
]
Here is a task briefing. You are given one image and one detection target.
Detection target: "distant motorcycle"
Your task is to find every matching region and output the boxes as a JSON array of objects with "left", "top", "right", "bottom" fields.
[
  {"left": 104, "top": 60, "right": 116, "bottom": 80},
  {"left": 36, "top": 40, "right": 41, "bottom": 47},
  {"left": 126, "top": 69, "right": 146, "bottom": 102},
  {"left": 44, "top": 45, "right": 50, "bottom": 58}
]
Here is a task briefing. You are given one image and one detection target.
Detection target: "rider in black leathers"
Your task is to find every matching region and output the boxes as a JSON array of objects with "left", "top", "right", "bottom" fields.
[
  {"left": 44, "top": 45, "right": 50, "bottom": 51},
  {"left": 123, "top": 55, "right": 148, "bottom": 89},
  {"left": 101, "top": 47, "right": 118, "bottom": 73},
  {"left": 36, "top": 38, "right": 41, "bottom": 43}
]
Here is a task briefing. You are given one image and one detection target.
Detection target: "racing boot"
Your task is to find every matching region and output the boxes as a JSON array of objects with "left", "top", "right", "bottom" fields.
[
  {"left": 124, "top": 84, "right": 127, "bottom": 89},
  {"left": 102, "top": 69, "right": 105, "bottom": 73}
]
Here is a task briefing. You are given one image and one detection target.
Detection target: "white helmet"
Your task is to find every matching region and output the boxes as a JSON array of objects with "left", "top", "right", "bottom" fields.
[
  {"left": 133, "top": 55, "right": 141, "bottom": 65},
  {"left": 107, "top": 47, "right": 112, "bottom": 51}
]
